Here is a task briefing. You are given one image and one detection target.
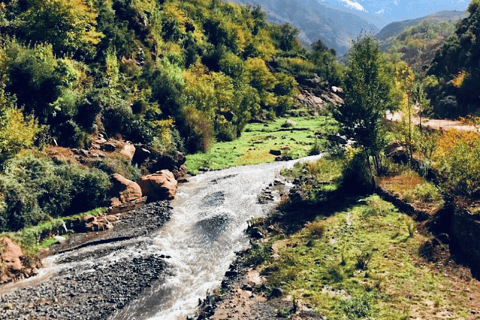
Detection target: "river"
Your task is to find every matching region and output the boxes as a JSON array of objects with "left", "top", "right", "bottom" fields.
[{"left": 0, "top": 155, "right": 321, "bottom": 320}]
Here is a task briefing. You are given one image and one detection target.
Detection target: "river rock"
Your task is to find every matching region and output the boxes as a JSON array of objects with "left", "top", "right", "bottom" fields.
[
  {"left": 110, "top": 173, "right": 143, "bottom": 207},
  {"left": 138, "top": 170, "right": 178, "bottom": 201},
  {"left": 120, "top": 143, "right": 136, "bottom": 162},
  {"left": 1, "top": 238, "right": 23, "bottom": 282}
]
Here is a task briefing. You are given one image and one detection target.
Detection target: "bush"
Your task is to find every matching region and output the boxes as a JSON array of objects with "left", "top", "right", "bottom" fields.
[
  {"left": 0, "top": 92, "right": 42, "bottom": 160},
  {"left": 433, "top": 130, "right": 480, "bottom": 197},
  {"left": 341, "top": 293, "right": 374, "bottom": 320},
  {"left": 92, "top": 155, "right": 141, "bottom": 181},
  {"left": 0, "top": 153, "right": 110, "bottom": 232},
  {"left": 403, "top": 182, "right": 443, "bottom": 204}
]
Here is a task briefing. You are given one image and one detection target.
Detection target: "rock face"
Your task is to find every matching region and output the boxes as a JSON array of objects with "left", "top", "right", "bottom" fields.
[
  {"left": 138, "top": 170, "right": 178, "bottom": 201},
  {"left": 1, "top": 238, "right": 23, "bottom": 280},
  {"left": 110, "top": 173, "right": 143, "bottom": 207}
]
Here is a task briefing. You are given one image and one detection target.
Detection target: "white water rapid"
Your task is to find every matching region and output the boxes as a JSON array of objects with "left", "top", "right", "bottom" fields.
[
  {"left": 131, "top": 155, "right": 321, "bottom": 320},
  {"left": 0, "top": 155, "right": 321, "bottom": 320}
]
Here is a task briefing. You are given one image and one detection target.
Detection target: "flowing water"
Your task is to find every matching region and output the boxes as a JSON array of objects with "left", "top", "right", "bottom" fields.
[{"left": 1, "top": 155, "right": 321, "bottom": 320}]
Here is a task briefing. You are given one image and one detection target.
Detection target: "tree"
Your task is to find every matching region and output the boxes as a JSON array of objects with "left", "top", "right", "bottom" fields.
[
  {"left": 20, "top": 0, "right": 103, "bottom": 56},
  {"left": 271, "top": 23, "right": 300, "bottom": 52},
  {"left": 333, "top": 36, "right": 394, "bottom": 173}
]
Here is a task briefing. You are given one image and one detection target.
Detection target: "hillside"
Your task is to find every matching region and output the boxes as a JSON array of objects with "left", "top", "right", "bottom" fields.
[
  {"left": 375, "top": 10, "right": 465, "bottom": 40},
  {"left": 427, "top": 2, "right": 480, "bottom": 118},
  {"left": 230, "top": 0, "right": 379, "bottom": 55},
  {"left": 381, "top": 20, "right": 458, "bottom": 74},
  {"left": 0, "top": 0, "right": 344, "bottom": 235}
]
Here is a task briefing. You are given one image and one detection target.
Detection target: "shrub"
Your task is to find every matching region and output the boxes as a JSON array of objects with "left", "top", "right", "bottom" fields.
[
  {"left": 341, "top": 293, "right": 374, "bottom": 320},
  {"left": 92, "top": 155, "right": 141, "bottom": 181},
  {"left": 433, "top": 130, "right": 480, "bottom": 197},
  {"left": 0, "top": 153, "right": 110, "bottom": 232},
  {"left": 403, "top": 182, "right": 443, "bottom": 204},
  {"left": 0, "top": 93, "right": 42, "bottom": 160}
]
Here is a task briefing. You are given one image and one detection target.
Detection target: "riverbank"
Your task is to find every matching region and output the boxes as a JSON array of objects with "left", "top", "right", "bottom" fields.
[
  {"left": 0, "top": 201, "right": 173, "bottom": 320},
  {"left": 201, "top": 156, "right": 480, "bottom": 320}
]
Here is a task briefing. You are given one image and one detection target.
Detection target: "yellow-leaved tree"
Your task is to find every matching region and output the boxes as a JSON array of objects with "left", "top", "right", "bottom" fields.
[
  {"left": 21, "top": 0, "right": 103, "bottom": 55},
  {"left": 0, "top": 88, "right": 42, "bottom": 161}
]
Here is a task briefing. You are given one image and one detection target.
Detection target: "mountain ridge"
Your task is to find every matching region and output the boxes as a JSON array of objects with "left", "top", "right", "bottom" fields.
[
  {"left": 375, "top": 10, "right": 466, "bottom": 40},
  {"left": 230, "top": 0, "right": 379, "bottom": 55}
]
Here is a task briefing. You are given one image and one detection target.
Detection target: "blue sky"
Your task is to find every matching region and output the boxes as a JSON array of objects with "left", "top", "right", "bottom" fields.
[{"left": 325, "top": 0, "right": 470, "bottom": 21}]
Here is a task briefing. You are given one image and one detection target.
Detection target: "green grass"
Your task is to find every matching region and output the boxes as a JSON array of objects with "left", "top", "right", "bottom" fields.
[
  {"left": 257, "top": 195, "right": 478, "bottom": 319},
  {"left": 2, "top": 207, "right": 105, "bottom": 254},
  {"left": 185, "top": 116, "right": 339, "bottom": 174}
]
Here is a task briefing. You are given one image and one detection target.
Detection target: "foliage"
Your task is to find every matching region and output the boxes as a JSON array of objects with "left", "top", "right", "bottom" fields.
[
  {"left": 0, "top": 153, "right": 110, "bottom": 232},
  {"left": 19, "top": 0, "right": 103, "bottom": 56},
  {"left": 0, "top": 0, "right": 310, "bottom": 155},
  {"left": 333, "top": 36, "right": 394, "bottom": 173},
  {"left": 433, "top": 130, "right": 480, "bottom": 197},
  {"left": 0, "top": 87, "right": 42, "bottom": 161},
  {"left": 403, "top": 181, "right": 443, "bottom": 204},
  {"left": 427, "top": 4, "right": 480, "bottom": 117}
]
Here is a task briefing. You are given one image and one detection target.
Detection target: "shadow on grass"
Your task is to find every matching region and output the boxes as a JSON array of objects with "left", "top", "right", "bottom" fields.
[{"left": 268, "top": 192, "right": 365, "bottom": 235}]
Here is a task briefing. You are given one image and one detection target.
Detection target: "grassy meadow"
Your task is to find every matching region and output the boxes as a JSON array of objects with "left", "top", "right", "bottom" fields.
[{"left": 185, "top": 116, "right": 339, "bottom": 174}]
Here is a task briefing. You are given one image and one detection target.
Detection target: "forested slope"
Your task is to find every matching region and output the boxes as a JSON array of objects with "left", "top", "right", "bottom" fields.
[
  {"left": 0, "top": 0, "right": 328, "bottom": 155},
  {"left": 0, "top": 0, "right": 342, "bottom": 233},
  {"left": 427, "top": 1, "right": 480, "bottom": 117}
]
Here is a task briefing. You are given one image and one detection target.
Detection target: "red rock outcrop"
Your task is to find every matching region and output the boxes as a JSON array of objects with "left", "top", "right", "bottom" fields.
[
  {"left": 138, "top": 170, "right": 177, "bottom": 201},
  {"left": 110, "top": 173, "right": 143, "bottom": 207}
]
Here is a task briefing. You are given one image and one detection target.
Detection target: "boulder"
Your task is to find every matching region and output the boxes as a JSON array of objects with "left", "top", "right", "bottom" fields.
[
  {"left": 132, "top": 148, "right": 186, "bottom": 175},
  {"left": 82, "top": 215, "right": 114, "bottom": 232},
  {"left": 110, "top": 173, "right": 143, "bottom": 207},
  {"left": 120, "top": 143, "right": 136, "bottom": 162},
  {"left": 1, "top": 238, "right": 23, "bottom": 282},
  {"left": 138, "top": 170, "right": 178, "bottom": 201},
  {"left": 386, "top": 141, "right": 408, "bottom": 163},
  {"left": 173, "top": 164, "right": 187, "bottom": 180},
  {"left": 331, "top": 86, "right": 343, "bottom": 94}
]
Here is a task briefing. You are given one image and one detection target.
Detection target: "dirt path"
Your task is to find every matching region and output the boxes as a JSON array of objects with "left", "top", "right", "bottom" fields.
[{"left": 386, "top": 112, "right": 480, "bottom": 132}]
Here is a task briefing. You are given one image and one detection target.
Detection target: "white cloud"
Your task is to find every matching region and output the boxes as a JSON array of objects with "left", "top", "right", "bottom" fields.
[
  {"left": 338, "top": 0, "right": 366, "bottom": 11},
  {"left": 376, "top": 9, "right": 385, "bottom": 14},
  {"left": 394, "top": 0, "right": 398, "bottom": 5}
]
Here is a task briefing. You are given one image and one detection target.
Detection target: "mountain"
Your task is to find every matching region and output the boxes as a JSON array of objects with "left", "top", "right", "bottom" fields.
[
  {"left": 320, "top": 1, "right": 390, "bottom": 29},
  {"left": 230, "top": 0, "right": 380, "bottom": 55},
  {"left": 326, "top": 0, "right": 468, "bottom": 23},
  {"left": 375, "top": 10, "right": 466, "bottom": 40}
]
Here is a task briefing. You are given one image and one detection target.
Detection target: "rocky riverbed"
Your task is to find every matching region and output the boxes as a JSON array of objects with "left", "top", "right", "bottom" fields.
[{"left": 0, "top": 201, "right": 173, "bottom": 320}]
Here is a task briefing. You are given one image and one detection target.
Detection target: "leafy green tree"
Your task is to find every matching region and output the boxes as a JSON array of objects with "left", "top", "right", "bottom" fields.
[
  {"left": 19, "top": 0, "right": 103, "bottom": 56},
  {"left": 333, "top": 36, "right": 394, "bottom": 173},
  {"left": 271, "top": 22, "right": 300, "bottom": 52}
]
